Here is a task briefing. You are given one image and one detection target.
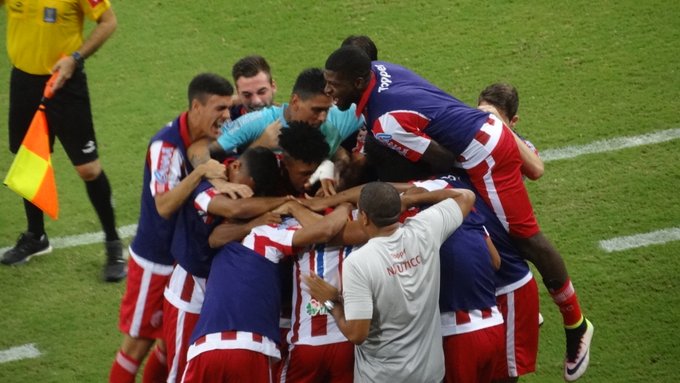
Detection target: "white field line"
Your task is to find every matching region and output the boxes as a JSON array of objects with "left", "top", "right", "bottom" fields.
[
  {"left": 540, "top": 128, "right": 680, "bottom": 162},
  {"left": 1, "top": 128, "right": 679, "bottom": 253},
  {"left": 0, "top": 343, "right": 41, "bottom": 364},
  {"left": 599, "top": 227, "right": 680, "bottom": 253}
]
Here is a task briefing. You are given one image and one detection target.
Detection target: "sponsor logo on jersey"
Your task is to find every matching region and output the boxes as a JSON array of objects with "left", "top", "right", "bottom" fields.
[
  {"left": 306, "top": 298, "right": 329, "bottom": 316},
  {"left": 374, "top": 64, "right": 392, "bottom": 93},
  {"left": 375, "top": 132, "right": 392, "bottom": 143}
]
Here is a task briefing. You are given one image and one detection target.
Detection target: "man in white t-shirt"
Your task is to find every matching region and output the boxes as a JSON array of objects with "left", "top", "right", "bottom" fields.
[{"left": 305, "top": 181, "right": 475, "bottom": 382}]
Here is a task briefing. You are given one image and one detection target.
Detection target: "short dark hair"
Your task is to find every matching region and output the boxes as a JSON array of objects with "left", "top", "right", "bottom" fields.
[
  {"left": 341, "top": 35, "right": 378, "bottom": 61},
  {"left": 478, "top": 83, "right": 519, "bottom": 120},
  {"left": 292, "top": 68, "right": 326, "bottom": 100},
  {"left": 278, "top": 121, "right": 329, "bottom": 165},
  {"left": 359, "top": 182, "right": 401, "bottom": 227},
  {"left": 232, "top": 55, "right": 273, "bottom": 83},
  {"left": 187, "top": 73, "right": 234, "bottom": 108},
  {"left": 325, "top": 46, "right": 372, "bottom": 81},
  {"left": 239, "top": 147, "right": 282, "bottom": 197}
]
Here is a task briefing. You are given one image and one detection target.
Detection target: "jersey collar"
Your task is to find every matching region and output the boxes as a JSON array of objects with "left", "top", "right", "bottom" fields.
[
  {"left": 356, "top": 71, "right": 376, "bottom": 118},
  {"left": 178, "top": 112, "right": 192, "bottom": 148}
]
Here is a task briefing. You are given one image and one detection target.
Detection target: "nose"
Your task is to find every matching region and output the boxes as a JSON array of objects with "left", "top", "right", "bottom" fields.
[
  {"left": 324, "top": 83, "right": 333, "bottom": 96},
  {"left": 317, "top": 110, "right": 328, "bottom": 123},
  {"left": 251, "top": 94, "right": 263, "bottom": 107},
  {"left": 220, "top": 108, "right": 231, "bottom": 123}
]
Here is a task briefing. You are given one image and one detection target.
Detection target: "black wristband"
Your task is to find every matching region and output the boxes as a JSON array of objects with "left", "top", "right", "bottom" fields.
[{"left": 71, "top": 52, "right": 85, "bottom": 68}]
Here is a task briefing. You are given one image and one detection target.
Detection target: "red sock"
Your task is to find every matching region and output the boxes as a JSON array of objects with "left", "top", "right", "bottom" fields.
[
  {"left": 142, "top": 345, "right": 168, "bottom": 383},
  {"left": 109, "top": 350, "right": 140, "bottom": 383},
  {"left": 549, "top": 279, "right": 584, "bottom": 328}
]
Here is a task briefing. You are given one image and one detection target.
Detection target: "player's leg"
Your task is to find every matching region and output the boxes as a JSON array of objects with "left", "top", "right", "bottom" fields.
[
  {"left": 460, "top": 116, "right": 592, "bottom": 380},
  {"left": 142, "top": 340, "right": 168, "bottom": 383},
  {"left": 110, "top": 253, "right": 171, "bottom": 383}
]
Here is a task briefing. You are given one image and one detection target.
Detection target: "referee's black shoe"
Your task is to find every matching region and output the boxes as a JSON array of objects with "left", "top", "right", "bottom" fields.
[
  {"left": 1, "top": 232, "right": 52, "bottom": 265},
  {"left": 103, "top": 239, "right": 127, "bottom": 282}
]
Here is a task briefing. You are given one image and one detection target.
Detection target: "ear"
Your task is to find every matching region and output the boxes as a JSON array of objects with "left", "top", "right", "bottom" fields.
[
  {"left": 229, "top": 160, "right": 241, "bottom": 172},
  {"left": 354, "top": 76, "right": 366, "bottom": 90},
  {"left": 509, "top": 115, "right": 519, "bottom": 129},
  {"left": 271, "top": 79, "right": 278, "bottom": 94},
  {"left": 190, "top": 98, "right": 200, "bottom": 111},
  {"left": 359, "top": 210, "right": 369, "bottom": 227},
  {"left": 290, "top": 93, "right": 300, "bottom": 109}
]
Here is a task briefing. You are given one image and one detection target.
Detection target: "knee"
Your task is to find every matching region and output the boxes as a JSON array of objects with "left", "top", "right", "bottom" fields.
[{"left": 75, "top": 160, "right": 102, "bottom": 181}]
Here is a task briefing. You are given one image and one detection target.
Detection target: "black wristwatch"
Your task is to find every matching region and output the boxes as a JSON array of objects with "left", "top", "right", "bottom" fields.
[{"left": 71, "top": 51, "right": 85, "bottom": 68}]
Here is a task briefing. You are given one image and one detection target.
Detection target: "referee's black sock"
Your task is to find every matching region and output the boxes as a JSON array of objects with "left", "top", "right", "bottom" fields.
[
  {"left": 85, "top": 171, "right": 120, "bottom": 242},
  {"left": 23, "top": 198, "right": 45, "bottom": 237}
]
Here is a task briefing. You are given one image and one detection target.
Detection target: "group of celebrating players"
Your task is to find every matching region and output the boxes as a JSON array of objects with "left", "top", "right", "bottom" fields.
[{"left": 108, "top": 35, "right": 594, "bottom": 383}]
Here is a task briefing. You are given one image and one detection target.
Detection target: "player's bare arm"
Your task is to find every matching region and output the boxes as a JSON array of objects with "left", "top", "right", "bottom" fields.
[
  {"left": 303, "top": 272, "right": 371, "bottom": 344},
  {"left": 208, "top": 212, "right": 282, "bottom": 248},
  {"left": 52, "top": 8, "right": 117, "bottom": 91},
  {"left": 154, "top": 159, "right": 225, "bottom": 219},
  {"left": 188, "top": 139, "right": 253, "bottom": 198}
]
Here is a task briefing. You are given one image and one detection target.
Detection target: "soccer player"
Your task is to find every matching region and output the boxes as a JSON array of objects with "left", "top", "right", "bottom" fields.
[
  {"left": 204, "top": 67, "right": 365, "bottom": 195},
  {"left": 341, "top": 34, "right": 379, "bottom": 61},
  {"left": 478, "top": 83, "right": 544, "bottom": 181},
  {"left": 323, "top": 46, "right": 594, "bottom": 381},
  {"left": 229, "top": 55, "right": 278, "bottom": 120},
  {"left": 163, "top": 147, "right": 293, "bottom": 383},
  {"left": 181, "top": 200, "right": 353, "bottom": 382},
  {"left": 279, "top": 213, "right": 359, "bottom": 383},
  {"left": 109, "top": 73, "right": 242, "bottom": 383}
]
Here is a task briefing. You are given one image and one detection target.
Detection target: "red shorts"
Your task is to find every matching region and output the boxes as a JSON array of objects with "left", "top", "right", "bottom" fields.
[
  {"left": 458, "top": 115, "right": 539, "bottom": 238},
  {"left": 443, "top": 324, "right": 504, "bottom": 383},
  {"left": 181, "top": 348, "right": 274, "bottom": 383},
  {"left": 163, "top": 298, "right": 201, "bottom": 383},
  {"left": 118, "top": 252, "right": 173, "bottom": 339},
  {"left": 280, "top": 342, "right": 354, "bottom": 383},
  {"left": 494, "top": 278, "right": 540, "bottom": 379}
]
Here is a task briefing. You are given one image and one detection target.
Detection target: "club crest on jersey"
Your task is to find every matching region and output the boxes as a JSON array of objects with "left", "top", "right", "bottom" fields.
[
  {"left": 306, "top": 299, "right": 329, "bottom": 316},
  {"left": 43, "top": 7, "right": 57, "bottom": 23}
]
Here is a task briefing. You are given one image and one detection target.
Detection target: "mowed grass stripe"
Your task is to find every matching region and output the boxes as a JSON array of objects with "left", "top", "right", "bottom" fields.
[{"left": 1, "top": 128, "right": 679, "bottom": 254}]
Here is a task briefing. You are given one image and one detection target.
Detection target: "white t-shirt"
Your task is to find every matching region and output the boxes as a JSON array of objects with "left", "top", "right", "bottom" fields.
[{"left": 343, "top": 198, "right": 464, "bottom": 382}]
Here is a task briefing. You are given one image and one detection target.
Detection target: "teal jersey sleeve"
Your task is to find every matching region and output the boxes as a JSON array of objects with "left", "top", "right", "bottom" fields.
[
  {"left": 320, "top": 104, "right": 365, "bottom": 156},
  {"left": 216, "top": 106, "right": 284, "bottom": 152}
]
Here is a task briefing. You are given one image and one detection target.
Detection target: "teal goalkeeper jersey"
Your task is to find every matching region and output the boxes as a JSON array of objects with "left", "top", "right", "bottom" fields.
[{"left": 216, "top": 103, "right": 364, "bottom": 156}]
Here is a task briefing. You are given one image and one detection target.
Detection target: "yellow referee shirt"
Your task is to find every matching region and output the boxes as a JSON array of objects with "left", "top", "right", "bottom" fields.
[{"left": 5, "top": 0, "right": 111, "bottom": 75}]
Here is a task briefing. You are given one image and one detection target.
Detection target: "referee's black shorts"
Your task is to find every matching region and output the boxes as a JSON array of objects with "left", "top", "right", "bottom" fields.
[{"left": 9, "top": 66, "right": 99, "bottom": 166}]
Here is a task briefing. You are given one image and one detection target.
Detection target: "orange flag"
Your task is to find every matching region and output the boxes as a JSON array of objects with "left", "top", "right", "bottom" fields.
[{"left": 4, "top": 72, "right": 60, "bottom": 219}]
